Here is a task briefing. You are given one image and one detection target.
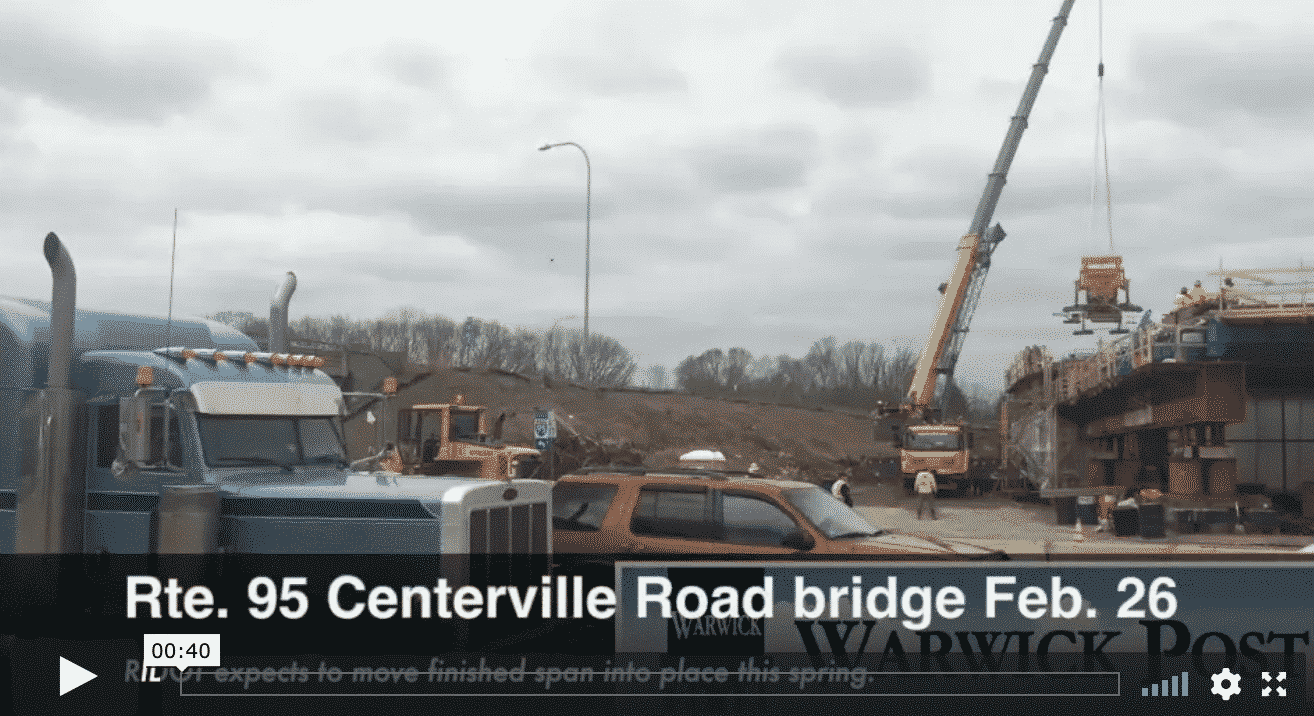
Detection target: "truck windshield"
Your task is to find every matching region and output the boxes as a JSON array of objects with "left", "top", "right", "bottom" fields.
[
  {"left": 904, "top": 431, "right": 961, "bottom": 450},
  {"left": 451, "top": 412, "right": 480, "bottom": 441},
  {"left": 781, "top": 487, "right": 882, "bottom": 539},
  {"left": 196, "top": 416, "right": 347, "bottom": 468}
]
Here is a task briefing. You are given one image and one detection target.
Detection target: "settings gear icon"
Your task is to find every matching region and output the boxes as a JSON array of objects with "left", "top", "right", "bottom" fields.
[{"left": 1211, "top": 667, "right": 1242, "bottom": 701}]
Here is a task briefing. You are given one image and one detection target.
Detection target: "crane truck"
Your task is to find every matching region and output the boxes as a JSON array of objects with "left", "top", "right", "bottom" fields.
[{"left": 881, "top": 0, "right": 1075, "bottom": 496}]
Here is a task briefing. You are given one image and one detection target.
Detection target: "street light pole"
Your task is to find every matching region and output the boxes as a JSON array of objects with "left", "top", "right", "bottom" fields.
[{"left": 538, "top": 142, "right": 591, "bottom": 344}]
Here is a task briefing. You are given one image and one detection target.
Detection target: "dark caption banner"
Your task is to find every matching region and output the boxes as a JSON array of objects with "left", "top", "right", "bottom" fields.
[{"left": 0, "top": 556, "right": 1308, "bottom": 716}]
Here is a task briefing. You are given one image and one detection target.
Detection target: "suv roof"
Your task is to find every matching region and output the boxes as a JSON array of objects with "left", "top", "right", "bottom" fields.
[
  {"left": 560, "top": 467, "right": 816, "bottom": 492},
  {"left": 568, "top": 465, "right": 739, "bottom": 479}
]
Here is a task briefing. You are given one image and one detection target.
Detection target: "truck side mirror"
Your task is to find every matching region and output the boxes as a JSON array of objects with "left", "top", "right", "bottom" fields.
[
  {"left": 781, "top": 528, "right": 815, "bottom": 551},
  {"left": 120, "top": 395, "right": 151, "bottom": 462}
]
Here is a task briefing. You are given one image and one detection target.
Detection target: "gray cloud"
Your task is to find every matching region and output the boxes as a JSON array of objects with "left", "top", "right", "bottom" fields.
[
  {"left": 541, "top": 55, "right": 687, "bottom": 96},
  {"left": 291, "top": 251, "right": 466, "bottom": 286},
  {"left": 995, "top": 169, "right": 1093, "bottom": 215},
  {"left": 1089, "top": 156, "right": 1314, "bottom": 243},
  {"left": 833, "top": 144, "right": 994, "bottom": 220},
  {"left": 694, "top": 152, "right": 809, "bottom": 192},
  {"left": 1127, "top": 33, "right": 1314, "bottom": 127},
  {"left": 0, "top": 89, "right": 17, "bottom": 125},
  {"left": 605, "top": 169, "right": 707, "bottom": 215},
  {"left": 690, "top": 123, "right": 821, "bottom": 192},
  {"left": 296, "top": 89, "right": 414, "bottom": 144},
  {"left": 886, "top": 240, "right": 957, "bottom": 261},
  {"left": 0, "top": 17, "right": 244, "bottom": 123},
  {"left": 376, "top": 41, "right": 449, "bottom": 89},
  {"left": 350, "top": 185, "right": 590, "bottom": 232},
  {"left": 777, "top": 46, "right": 931, "bottom": 107}
]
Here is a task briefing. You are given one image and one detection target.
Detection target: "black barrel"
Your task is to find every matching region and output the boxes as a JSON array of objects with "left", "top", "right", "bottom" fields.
[
  {"left": 1245, "top": 508, "right": 1281, "bottom": 534},
  {"left": 1076, "top": 500, "right": 1099, "bottom": 525},
  {"left": 1111, "top": 507, "right": 1139, "bottom": 537},
  {"left": 1174, "top": 509, "right": 1197, "bottom": 534},
  {"left": 1139, "top": 503, "right": 1166, "bottom": 539},
  {"left": 1054, "top": 496, "right": 1077, "bottom": 526}
]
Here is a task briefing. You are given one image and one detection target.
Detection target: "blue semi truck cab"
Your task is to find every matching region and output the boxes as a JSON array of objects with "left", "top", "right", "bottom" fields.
[{"left": 1, "top": 234, "right": 552, "bottom": 558}]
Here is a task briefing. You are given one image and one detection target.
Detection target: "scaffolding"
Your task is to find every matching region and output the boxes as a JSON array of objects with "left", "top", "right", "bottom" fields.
[{"left": 1002, "top": 348, "right": 1059, "bottom": 491}]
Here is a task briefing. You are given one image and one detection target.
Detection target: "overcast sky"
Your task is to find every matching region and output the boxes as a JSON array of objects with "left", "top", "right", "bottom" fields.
[{"left": 3, "top": 0, "right": 1312, "bottom": 393}]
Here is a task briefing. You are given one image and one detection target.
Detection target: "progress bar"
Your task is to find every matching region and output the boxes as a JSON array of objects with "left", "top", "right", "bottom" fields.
[{"left": 183, "top": 670, "right": 1121, "bottom": 696}]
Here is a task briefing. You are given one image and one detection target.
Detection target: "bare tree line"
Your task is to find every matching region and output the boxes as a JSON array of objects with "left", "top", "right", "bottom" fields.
[
  {"left": 674, "top": 337, "right": 999, "bottom": 422},
  {"left": 212, "top": 309, "right": 996, "bottom": 417},
  {"left": 210, "top": 309, "right": 636, "bottom": 387}
]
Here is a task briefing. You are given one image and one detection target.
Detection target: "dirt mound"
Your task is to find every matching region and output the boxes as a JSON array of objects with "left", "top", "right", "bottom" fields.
[{"left": 347, "top": 367, "right": 902, "bottom": 483}]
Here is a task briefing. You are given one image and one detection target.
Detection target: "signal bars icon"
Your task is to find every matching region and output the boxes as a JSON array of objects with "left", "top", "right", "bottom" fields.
[{"left": 1141, "top": 671, "right": 1188, "bottom": 697}]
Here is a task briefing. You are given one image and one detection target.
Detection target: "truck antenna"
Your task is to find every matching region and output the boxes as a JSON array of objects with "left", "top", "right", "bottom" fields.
[{"left": 165, "top": 208, "right": 178, "bottom": 349}]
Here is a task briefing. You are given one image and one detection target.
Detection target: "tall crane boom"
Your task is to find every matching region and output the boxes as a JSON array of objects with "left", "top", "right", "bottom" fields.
[{"left": 906, "top": 0, "right": 1076, "bottom": 418}]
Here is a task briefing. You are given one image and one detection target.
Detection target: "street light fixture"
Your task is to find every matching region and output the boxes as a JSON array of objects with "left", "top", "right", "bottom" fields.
[{"left": 538, "top": 142, "right": 591, "bottom": 345}]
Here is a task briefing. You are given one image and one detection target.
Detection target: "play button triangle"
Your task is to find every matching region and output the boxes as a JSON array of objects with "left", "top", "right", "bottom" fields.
[{"left": 59, "top": 656, "right": 97, "bottom": 696}]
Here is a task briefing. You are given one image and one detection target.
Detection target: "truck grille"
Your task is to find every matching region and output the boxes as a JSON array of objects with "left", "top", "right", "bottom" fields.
[
  {"left": 468, "top": 502, "right": 549, "bottom": 586},
  {"left": 469, "top": 502, "right": 548, "bottom": 555}
]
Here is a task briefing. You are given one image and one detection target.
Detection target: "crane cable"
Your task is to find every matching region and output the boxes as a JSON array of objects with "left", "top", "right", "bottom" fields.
[{"left": 1089, "top": 0, "right": 1114, "bottom": 253}]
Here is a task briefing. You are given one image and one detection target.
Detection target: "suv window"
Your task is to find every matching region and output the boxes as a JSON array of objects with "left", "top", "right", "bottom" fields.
[
  {"left": 722, "top": 493, "right": 799, "bottom": 546},
  {"left": 552, "top": 483, "right": 618, "bottom": 532},
  {"left": 631, "top": 486, "right": 719, "bottom": 540}
]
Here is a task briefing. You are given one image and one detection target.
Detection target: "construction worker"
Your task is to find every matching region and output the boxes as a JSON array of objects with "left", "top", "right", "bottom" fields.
[
  {"left": 1188, "top": 280, "right": 1208, "bottom": 303},
  {"left": 1173, "top": 287, "right": 1190, "bottom": 310},
  {"left": 913, "top": 470, "right": 937, "bottom": 520}
]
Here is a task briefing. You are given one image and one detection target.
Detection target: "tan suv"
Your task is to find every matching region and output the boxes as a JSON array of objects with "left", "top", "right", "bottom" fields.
[{"left": 552, "top": 467, "right": 1005, "bottom": 559}]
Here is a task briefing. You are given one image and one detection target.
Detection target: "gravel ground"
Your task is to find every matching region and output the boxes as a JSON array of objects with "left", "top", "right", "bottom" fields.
[{"left": 848, "top": 484, "right": 1314, "bottom": 553}]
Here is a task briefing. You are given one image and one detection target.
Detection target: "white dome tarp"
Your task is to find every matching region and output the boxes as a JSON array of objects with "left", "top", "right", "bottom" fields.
[{"left": 679, "top": 449, "right": 726, "bottom": 462}]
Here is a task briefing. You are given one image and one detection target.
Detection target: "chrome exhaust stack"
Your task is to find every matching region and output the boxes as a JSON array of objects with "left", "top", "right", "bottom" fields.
[
  {"left": 155, "top": 485, "right": 221, "bottom": 554},
  {"left": 269, "top": 271, "right": 296, "bottom": 354},
  {"left": 15, "top": 233, "right": 87, "bottom": 553}
]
